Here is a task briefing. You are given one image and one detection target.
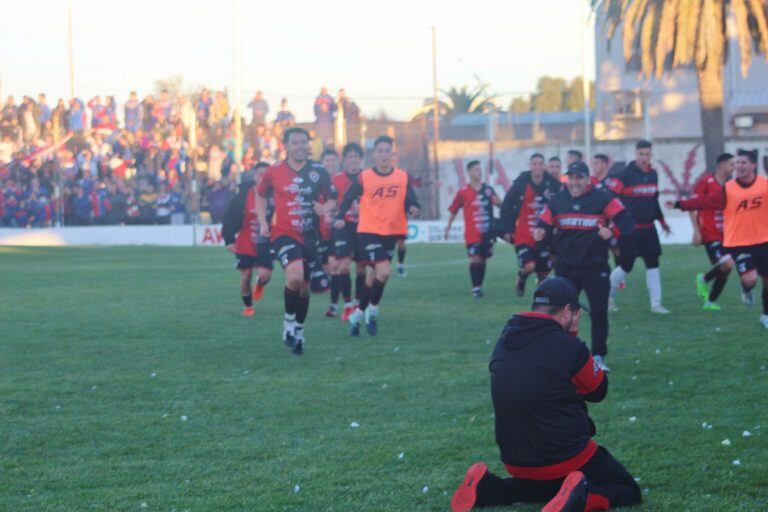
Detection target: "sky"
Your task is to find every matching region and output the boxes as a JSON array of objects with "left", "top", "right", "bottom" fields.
[{"left": 0, "top": 0, "right": 595, "bottom": 122}]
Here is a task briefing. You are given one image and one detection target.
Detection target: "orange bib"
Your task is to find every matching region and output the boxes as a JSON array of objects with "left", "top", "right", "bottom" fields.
[
  {"left": 723, "top": 175, "right": 768, "bottom": 247},
  {"left": 357, "top": 168, "right": 409, "bottom": 236}
]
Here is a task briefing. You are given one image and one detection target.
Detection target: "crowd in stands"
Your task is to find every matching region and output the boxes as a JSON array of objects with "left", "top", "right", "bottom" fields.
[{"left": 0, "top": 86, "right": 361, "bottom": 227}]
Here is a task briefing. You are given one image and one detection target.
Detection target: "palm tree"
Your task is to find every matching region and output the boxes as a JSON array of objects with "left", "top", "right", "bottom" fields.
[
  {"left": 595, "top": 0, "right": 768, "bottom": 170},
  {"left": 411, "top": 84, "right": 495, "bottom": 121}
]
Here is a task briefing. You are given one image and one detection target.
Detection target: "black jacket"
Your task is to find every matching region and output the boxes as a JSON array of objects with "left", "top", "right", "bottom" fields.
[
  {"left": 606, "top": 161, "right": 665, "bottom": 228},
  {"left": 490, "top": 313, "right": 607, "bottom": 477}
]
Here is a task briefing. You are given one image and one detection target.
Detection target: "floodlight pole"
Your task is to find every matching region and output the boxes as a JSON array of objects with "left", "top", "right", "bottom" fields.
[
  {"left": 233, "top": 0, "right": 243, "bottom": 184},
  {"left": 431, "top": 26, "right": 440, "bottom": 218},
  {"left": 581, "top": 0, "right": 592, "bottom": 161},
  {"left": 67, "top": 0, "right": 75, "bottom": 99}
]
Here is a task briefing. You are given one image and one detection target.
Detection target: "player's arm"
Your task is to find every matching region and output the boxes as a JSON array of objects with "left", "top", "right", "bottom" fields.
[
  {"left": 534, "top": 205, "right": 553, "bottom": 242},
  {"left": 655, "top": 191, "right": 671, "bottom": 234},
  {"left": 602, "top": 197, "right": 634, "bottom": 239},
  {"left": 570, "top": 343, "right": 608, "bottom": 403},
  {"left": 405, "top": 181, "right": 420, "bottom": 216},
  {"left": 670, "top": 186, "right": 726, "bottom": 212},
  {"left": 445, "top": 192, "right": 462, "bottom": 239},
  {"left": 314, "top": 169, "right": 337, "bottom": 215},
  {"left": 499, "top": 177, "right": 525, "bottom": 238},
  {"left": 254, "top": 171, "right": 272, "bottom": 237},
  {"left": 336, "top": 180, "right": 362, "bottom": 225},
  {"left": 221, "top": 191, "right": 246, "bottom": 250}
]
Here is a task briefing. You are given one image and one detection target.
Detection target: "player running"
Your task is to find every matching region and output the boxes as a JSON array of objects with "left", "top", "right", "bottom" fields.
[
  {"left": 535, "top": 161, "right": 634, "bottom": 372},
  {"left": 222, "top": 163, "right": 273, "bottom": 316},
  {"left": 605, "top": 140, "right": 672, "bottom": 314},
  {"left": 668, "top": 153, "right": 734, "bottom": 310},
  {"left": 499, "top": 153, "right": 562, "bottom": 297},
  {"left": 546, "top": 156, "right": 567, "bottom": 184},
  {"left": 319, "top": 148, "right": 342, "bottom": 317},
  {"left": 444, "top": 159, "right": 501, "bottom": 298},
  {"left": 669, "top": 149, "right": 768, "bottom": 327},
  {"left": 591, "top": 153, "right": 626, "bottom": 290},
  {"left": 335, "top": 135, "right": 420, "bottom": 336},
  {"left": 330, "top": 142, "right": 366, "bottom": 321},
  {"left": 255, "top": 127, "right": 336, "bottom": 355}
]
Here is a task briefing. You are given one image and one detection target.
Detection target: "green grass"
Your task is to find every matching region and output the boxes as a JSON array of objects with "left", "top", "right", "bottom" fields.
[{"left": 1, "top": 244, "right": 767, "bottom": 511}]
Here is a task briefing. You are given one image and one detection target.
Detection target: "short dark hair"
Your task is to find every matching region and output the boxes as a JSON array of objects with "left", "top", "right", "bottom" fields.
[
  {"left": 342, "top": 142, "right": 363, "bottom": 158},
  {"left": 466, "top": 160, "right": 481, "bottom": 171},
  {"left": 548, "top": 156, "right": 561, "bottom": 163},
  {"left": 373, "top": 135, "right": 394, "bottom": 148},
  {"left": 320, "top": 148, "right": 338, "bottom": 160},
  {"left": 737, "top": 148, "right": 758, "bottom": 164},
  {"left": 254, "top": 162, "right": 270, "bottom": 170},
  {"left": 716, "top": 153, "right": 734, "bottom": 164},
  {"left": 567, "top": 149, "right": 583, "bottom": 161},
  {"left": 530, "top": 153, "right": 545, "bottom": 162},
  {"left": 593, "top": 153, "right": 609, "bottom": 164},
  {"left": 282, "top": 126, "right": 310, "bottom": 144},
  {"left": 532, "top": 304, "right": 565, "bottom": 316},
  {"left": 636, "top": 140, "right": 652, "bottom": 150}
]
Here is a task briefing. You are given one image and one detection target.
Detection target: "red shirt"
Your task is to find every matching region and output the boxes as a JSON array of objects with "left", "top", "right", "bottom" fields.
[
  {"left": 448, "top": 183, "right": 497, "bottom": 245},
  {"left": 332, "top": 171, "right": 361, "bottom": 223},
  {"left": 234, "top": 188, "right": 263, "bottom": 255},
  {"left": 256, "top": 160, "right": 335, "bottom": 243},
  {"left": 685, "top": 174, "right": 724, "bottom": 243}
]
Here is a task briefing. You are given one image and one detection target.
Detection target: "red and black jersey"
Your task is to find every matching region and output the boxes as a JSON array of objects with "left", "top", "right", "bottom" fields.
[
  {"left": 221, "top": 184, "right": 273, "bottom": 255},
  {"left": 604, "top": 161, "right": 665, "bottom": 228},
  {"left": 256, "top": 160, "right": 335, "bottom": 243},
  {"left": 681, "top": 173, "right": 725, "bottom": 243},
  {"left": 448, "top": 183, "right": 498, "bottom": 245},
  {"left": 499, "top": 171, "right": 562, "bottom": 245},
  {"left": 538, "top": 186, "right": 634, "bottom": 268},
  {"left": 490, "top": 312, "right": 607, "bottom": 479},
  {"left": 332, "top": 170, "right": 361, "bottom": 224}
]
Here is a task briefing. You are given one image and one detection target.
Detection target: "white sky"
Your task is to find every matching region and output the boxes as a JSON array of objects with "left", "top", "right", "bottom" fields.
[{"left": 0, "top": 0, "right": 594, "bottom": 121}]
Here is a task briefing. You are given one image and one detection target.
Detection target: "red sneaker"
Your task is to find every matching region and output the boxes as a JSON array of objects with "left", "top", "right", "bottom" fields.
[
  {"left": 242, "top": 306, "right": 255, "bottom": 317},
  {"left": 252, "top": 284, "right": 265, "bottom": 302},
  {"left": 341, "top": 306, "right": 355, "bottom": 322},
  {"left": 542, "top": 471, "right": 588, "bottom": 512},
  {"left": 451, "top": 462, "right": 488, "bottom": 512}
]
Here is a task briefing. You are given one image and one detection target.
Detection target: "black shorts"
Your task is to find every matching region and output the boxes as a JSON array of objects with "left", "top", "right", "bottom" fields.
[
  {"left": 467, "top": 240, "right": 494, "bottom": 260},
  {"left": 332, "top": 223, "right": 361, "bottom": 260},
  {"left": 272, "top": 235, "right": 316, "bottom": 281},
  {"left": 317, "top": 238, "right": 332, "bottom": 265},
  {"left": 618, "top": 226, "right": 662, "bottom": 271},
  {"left": 357, "top": 233, "right": 399, "bottom": 264},
  {"left": 235, "top": 243, "right": 273, "bottom": 270},
  {"left": 516, "top": 244, "right": 552, "bottom": 273},
  {"left": 705, "top": 240, "right": 728, "bottom": 265},
  {"left": 729, "top": 242, "right": 768, "bottom": 277}
]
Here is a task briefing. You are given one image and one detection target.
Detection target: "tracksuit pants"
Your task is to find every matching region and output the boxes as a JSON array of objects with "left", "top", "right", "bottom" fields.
[{"left": 556, "top": 263, "right": 610, "bottom": 357}]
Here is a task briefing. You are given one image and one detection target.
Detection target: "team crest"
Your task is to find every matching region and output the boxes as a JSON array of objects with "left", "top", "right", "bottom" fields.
[{"left": 309, "top": 171, "right": 320, "bottom": 183}]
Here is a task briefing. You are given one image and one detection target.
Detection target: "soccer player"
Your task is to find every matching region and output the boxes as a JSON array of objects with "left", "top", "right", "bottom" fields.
[
  {"left": 669, "top": 149, "right": 768, "bottom": 328},
  {"left": 319, "top": 148, "right": 341, "bottom": 317},
  {"left": 500, "top": 153, "right": 562, "bottom": 297},
  {"left": 535, "top": 161, "right": 634, "bottom": 371},
  {"left": 592, "top": 153, "right": 626, "bottom": 289},
  {"left": 222, "top": 163, "right": 273, "bottom": 316},
  {"left": 444, "top": 159, "right": 501, "bottom": 298},
  {"left": 335, "top": 135, "right": 420, "bottom": 336},
  {"left": 450, "top": 278, "right": 641, "bottom": 512},
  {"left": 666, "top": 153, "right": 734, "bottom": 311},
  {"left": 546, "top": 156, "right": 566, "bottom": 184},
  {"left": 605, "top": 140, "right": 672, "bottom": 314},
  {"left": 331, "top": 142, "right": 366, "bottom": 321},
  {"left": 255, "top": 127, "right": 336, "bottom": 355},
  {"left": 392, "top": 151, "right": 409, "bottom": 277}
]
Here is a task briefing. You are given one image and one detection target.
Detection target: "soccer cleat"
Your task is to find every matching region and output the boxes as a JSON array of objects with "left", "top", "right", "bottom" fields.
[
  {"left": 350, "top": 323, "right": 361, "bottom": 337},
  {"left": 472, "top": 288, "right": 484, "bottom": 299},
  {"left": 541, "top": 471, "right": 588, "bottom": 512},
  {"left": 349, "top": 308, "right": 363, "bottom": 337},
  {"left": 283, "top": 321, "right": 297, "bottom": 348},
  {"left": 252, "top": 284, "right": 265, "bottom": 302},
  {"left": 593, "top": 355, "right": 611, "bottom": 373},
  {"left": 695, "top": 273, "right": 709, "bottom": 301},
  {"left": 242, "top": 306, "right": 255, "bottom": 317},
  {"left": 325, "top": 305, "right": 338, "bottom": 318},
  {"left": 292, "top": 327, "right": 305, "bottom": 355},
  {"left": 366, "top": 317, "right": 377, "bottom": 336},
  {"left": 397, "top": 264, "right": 406, "bottom": 277},
  {"left": 742, "top": 289, "right": 754, "bottom": 308},
  {"left": 607, "top": 296, "right": 618, "bottom": 312},
  {"left": 292, "top": 340, "right": 304, "bottom": 355},
  {"left": 703, "top": 301, "right": 721, "bottom": 311},
  {"left": 650, "top": 305, "right": 671, "bottom": 314},
  {"left": 450, "top": 462, "right": 488, "bottom": 512},
  {"left": 341, "top": 305, "right": 355, "bottom": 322},
  {"left": 760, "top": 315, "right": 768, "bottom": 329},
  {"left": 515, "top": 274, "right": 526, "bottom": 297}
]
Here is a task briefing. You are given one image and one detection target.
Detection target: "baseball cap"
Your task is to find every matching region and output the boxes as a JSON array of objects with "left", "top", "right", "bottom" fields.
[
  {"left": 532, "top": 277, "right": 590, "bottom": 312},
  {"left": 565, "top": 161, "right": 590, "bottom": 177}
]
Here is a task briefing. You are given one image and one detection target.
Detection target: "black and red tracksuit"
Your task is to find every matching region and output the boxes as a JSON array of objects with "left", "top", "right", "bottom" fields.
[
  {"left": 474, "top": 313, "right": 641, "bottom": 510},
  {"left": 499, "top": 171, "right": 562, "bottom": 246},
  {"left": 604, "top": 161, "right": 666, "bottom": 271},
  {"left": 537, "top": 187, "right": 634, "bottom": 356}
]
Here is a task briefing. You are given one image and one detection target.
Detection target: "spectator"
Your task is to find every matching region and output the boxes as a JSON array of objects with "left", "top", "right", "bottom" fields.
[
  {"left": 248, "top": 91, "right": 269, "bottom": 126},
  {"left": 314, "top": 86, "right": 336, "bottom": 145},
  {"left": 196, "top": 89, "right": 213, "bottom": 128},
  {"left": 125, "top": 91, "right": 141, "bottom": 133},
  {"left": 71, "top": 184, "right": 92, "bottom": 225},
  {"left": 211, "top": 91, "right": 230, "bottom": 127},
  {"left": 275, "top": 97, "right": 295, "bottom": 129},
  {"left": 68, "top": 98, "right": 86, "bottom": 135}
]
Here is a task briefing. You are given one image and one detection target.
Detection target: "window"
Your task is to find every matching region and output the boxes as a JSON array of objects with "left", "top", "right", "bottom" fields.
[{"left": 611, "top": 90, "right": 644, "bottom": 119}]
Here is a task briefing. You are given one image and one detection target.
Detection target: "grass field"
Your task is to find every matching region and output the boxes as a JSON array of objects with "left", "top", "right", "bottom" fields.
[{"left": 2, "top": 243, "right": 767, "bottom": 511}]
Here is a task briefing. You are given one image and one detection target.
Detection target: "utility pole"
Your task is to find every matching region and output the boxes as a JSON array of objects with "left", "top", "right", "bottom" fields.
[
  {"left": 581, "top": 0, "right": 592, "bottom": 161},
  {"left": 233, "top": 0, "right": 243, "bottom": 184},
  {"left": 67, "top": 0, "right": 75, "bottom": 99},
  {"left": 431, "top": 26, "right": 440, "bottom": 218}
]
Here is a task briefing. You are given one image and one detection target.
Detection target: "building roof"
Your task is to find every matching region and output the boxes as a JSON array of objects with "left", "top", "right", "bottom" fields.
[
  {"left": 449, "top": 111, "right": 594, "bottom": 127},
  {"left": 729, "top": 89, "right": 768, "bottom": 115}
]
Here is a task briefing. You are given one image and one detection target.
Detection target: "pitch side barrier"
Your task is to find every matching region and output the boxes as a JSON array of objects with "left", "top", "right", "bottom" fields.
[{"left": 0, "top": 220, "right": 694, "bottom": 247}]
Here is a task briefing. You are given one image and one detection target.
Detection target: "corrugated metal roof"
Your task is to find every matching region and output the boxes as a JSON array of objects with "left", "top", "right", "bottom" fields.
[
  {"left": 729, "top": 89, "right": 768, "bottom": 114},
  {"left": 449, "top": 111, "right": 594, "bottom": 127}
]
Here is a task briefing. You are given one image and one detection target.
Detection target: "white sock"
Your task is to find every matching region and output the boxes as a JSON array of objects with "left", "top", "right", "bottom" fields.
[
  {"left": 646, "top": 267, "right": 662, "bottom": 307},
  {"left": 610, "top": 267, "right": 627, "bottom": 296},
  {"left": 366, "top": 305, "right": 379, "bottom": 320},
  {"left": 344, "top": 301, "right": 354, "bottom": 308},
  {"left": 284, "top": 313, "right": 296, "bottom": 323}
]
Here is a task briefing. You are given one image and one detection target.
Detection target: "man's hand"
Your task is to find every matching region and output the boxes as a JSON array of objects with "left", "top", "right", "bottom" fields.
[
  {"left": 533, "top": 228, "right": 546, "bottom": 242},
  {"left": 661, "top": 222, "right": 672, "bottom": 236},
  {"left": 259, "top": 223, "right": 270, "bottom": 238},
  {"left": 692, "top": 230, "right": 702, "bottom": 246},
  {"left": 664, "top": 200, "right": 676, "bottom": 210},
  {"left": 598, "top": 226, "right": 613, "bottom": 240},
  {"left": 444, "top": 226, "right": 450, "bottom": 241},
  {"left": 226, "top": 243, "right": 236, "bottom": 253},
  {"left": 334, "top": 219, "right": 345, "bottom": 229},
  {"left": 313, "top": 201, "right": 327, "bottom": 216},
  {"left": 503, "top": 233, "right": 514, "bottom": 244},
  {"left": 409, "top": 206, "right": 420, "bottom": 217}
]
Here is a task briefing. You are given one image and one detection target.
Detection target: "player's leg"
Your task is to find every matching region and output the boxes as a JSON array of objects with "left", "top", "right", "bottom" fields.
[
  {"left": 396, "top": 237, "right": 407, "bottom": 276},
  {"left": 467, "top": 244, "right": 485, "bottom": 298},
  {"left": 699, "top": 243, "right": 732, "bottom": 310},
  {"left": 534, "top": 249, "right": 553, "bottom": 285},
  {"left": 451, "top": 462, "right": 560, "bottom": 511},
  {"left": 575, "top": 446, "right": 642, "bottom": 510},
  {"left": 252, "top": 244, "right": 273, "bottom": 302},
  {"left": 515, "top": 245, "right": 537, "bottom": 297},
  {"left": 326, "top": 255, "right": 341, "bottom": 318},
  {"left": 609, "top": 231, "right": 639, "bottom": 310},
  {"left": 755, "top": 247, "right": 768, "bottom": 327},
  {"left": 282, "top": 259, "right": 305, "bottom": 350},
  {"left": 734, "top": 251, "right": 758, "bottom": 307},
  {"left": 336, "top": 257, "right": 355, "bottom": 320},
  {"left": 238, "top": 265, "right": 255, "bottom": 316},
  {"left": 584, "top": 267, "right": 611, "bottom": 371}
]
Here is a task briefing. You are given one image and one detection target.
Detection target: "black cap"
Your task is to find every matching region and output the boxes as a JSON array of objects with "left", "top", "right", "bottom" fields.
[
  {"left": 565, "top": 161, "right": 590, "bottom": 177},
  {"left": 532, "top": 277, "right": 590, "bottom": 312}
]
